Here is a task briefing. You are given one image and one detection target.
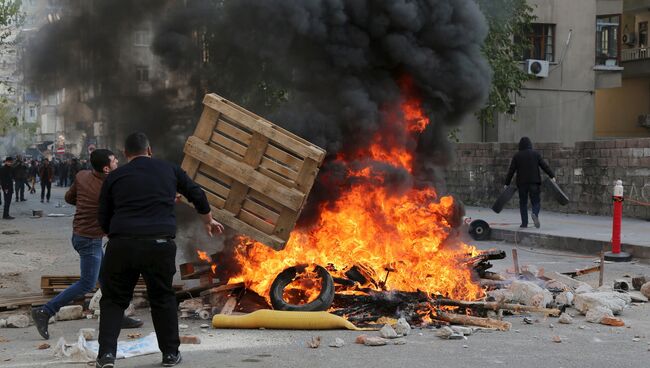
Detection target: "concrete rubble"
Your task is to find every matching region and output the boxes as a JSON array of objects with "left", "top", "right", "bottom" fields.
[
  {"left": 379, "top": 324, "right": 398, "bottom": 339},
  {"left": 328, "top": 338, "right": 345, "bottom": 348},
  {"left": 640, "top": 282, "right": 650, "bottom": 299},
  {"left": 6, "top": 315, "right": 29, "bottom": 328},
  {"left": 394, "top": 318, "right": 411, "bottom": 336},
  {"left": 508, "top": 280, "right": 553, "bottom": 307},
  {"left": 574, "top": 292, "right": 631, "bottom": 316},
  {"left": 56, "top": 305, "right": 83, "bottom": 321}
]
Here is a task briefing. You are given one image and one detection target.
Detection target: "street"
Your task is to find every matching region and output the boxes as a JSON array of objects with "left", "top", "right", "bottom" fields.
[{"left": 1, "top": 188, "right": 650, "bottom": 368}]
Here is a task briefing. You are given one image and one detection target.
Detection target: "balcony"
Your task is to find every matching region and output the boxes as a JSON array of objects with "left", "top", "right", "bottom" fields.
[{"left": 621, "top": 47, "right": 650, "bottom": 77}]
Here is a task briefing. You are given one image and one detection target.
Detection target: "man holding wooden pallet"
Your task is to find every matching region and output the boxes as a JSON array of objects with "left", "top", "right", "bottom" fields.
[
  {"left": 31, "top": 149, "right": 143, "bottom": 340},
  {"left": 95, "top": 132, "right": 224, "bottom": 368}
]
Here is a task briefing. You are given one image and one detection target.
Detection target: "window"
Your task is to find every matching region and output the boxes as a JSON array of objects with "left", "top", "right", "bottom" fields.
[
  {"left": 521, "top": 24, "right": 555, "bottom": 62},
  {"left": 29, "top": 107, "right": 36, "bottom": 118},
  {"left": 136, "top": 66, "right": 149, "bottom": 82},
  {"left": 596, "top": 15, "right": 621, "bottom": 66},
  {"left": 639, "top": 21, "right": 648, "bottom": 47},
  {"left": 134, "top": 30, "right": 151, "bottom": 47}
]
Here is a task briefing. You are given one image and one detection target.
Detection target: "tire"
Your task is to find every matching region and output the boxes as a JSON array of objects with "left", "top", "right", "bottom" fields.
[
  {"left": 270, "top": 265, "right": 335, "bottom": 312},
  {"left": 469, "top": 219, "right": 491, "bottom": 241},
  {"left": 492, "top": 186, "right": 517, "bottom": 214}
]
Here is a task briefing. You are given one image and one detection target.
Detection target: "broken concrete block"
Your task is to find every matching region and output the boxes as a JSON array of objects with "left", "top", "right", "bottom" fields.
[
  {"left": 355, "top": 335, "right": 368, "bottom": 344},
  {"left": 180, "top": 335, "right": 201, "bottom": 345},
  {"left": 451, "top": 326, "right": 473, "bottom": 336},
  {"left": 640, "top": 282, "right": 650, "bottom": 299},
  {"left": 487, "top": 289, "right": 514, "bottom": 303},
  {"left": 88, "top": 290, "right": 102, "bottom": 311},
  {"left": 329, "top": 338, "right": 345, "bottom": 348},
  {"left": 364, "top": 337, "right": 388, "bottom": 346},
  {"left": 629, "top": 291, "right": 649, "bottom": 303},
  {"left": 56, "top": 306, "right": 83, "bottom": 321},
  {"left": 508, "top": 280, "right": 552, "bottom": 307},
  {"left": 600, "top": 316, "right": 625, "bottom": 327},
  {"left": 558, "top": 313, "right": 573, "bottom": 324},
  {"left": 632, "top": 276, "right": 648, "bottom": 290},
  {"left": 80, "top": 328, "right": 96, "bottom": 341},
  {"left": 555, "top": 291, "right": 574, "bottom": 306},
  {"left": 7, "top": 315, "right": 29, "bottom": 328},
  {"left": 435, "top": 326, "right": 464, "bottom": 340},
  {"left": 379, "top": 324, "right": 398, "bottom": 339},
  {"left": 585, "top": 306, "right": 613, "bottom": 323},
  {"left": 395, "top": 318, "right": 411, "bottom": 336},
  {"left": 574, "top": 292, "right": 631, "bottom": 315},
  {"left": 131, "top": 297, "right": 149, "bottom": 309},
  {"left": 0, "top": 319, "right": 6, "bottom": 328},
  {"left": 575, "top": 284, "right": 594, "bottom": 294}
]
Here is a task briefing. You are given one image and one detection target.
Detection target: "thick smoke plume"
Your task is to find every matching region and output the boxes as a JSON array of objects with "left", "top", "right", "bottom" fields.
[{"left": 27, "top": 0, "right": 491, "bottom": 226}]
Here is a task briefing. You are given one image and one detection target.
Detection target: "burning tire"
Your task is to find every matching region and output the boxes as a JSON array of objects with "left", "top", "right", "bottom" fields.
[
  {"left": 468, "top": 219, "right": 491, "bottom": 241},
  {"left": 270, "top": 265, "right": 335, "bottom": 312}
]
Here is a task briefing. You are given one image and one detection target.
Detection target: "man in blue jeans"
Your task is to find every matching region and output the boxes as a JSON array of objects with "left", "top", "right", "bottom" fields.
[{"left": 31, "top": 149, "right": 142, "bottom": 339}]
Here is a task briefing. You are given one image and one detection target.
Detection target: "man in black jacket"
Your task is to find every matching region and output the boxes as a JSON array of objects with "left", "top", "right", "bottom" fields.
[
  {"left": 96, "top": 133, "right": 224, "bottom": 368},
  {"left": 505, "top": 137, "right": 555, "bottom": 228},
  {"left": 0, "top": 157, "right": 15, "bottom": 219},
  {"left": 12, "top": 157, "right": 28, "bottom": 202}
]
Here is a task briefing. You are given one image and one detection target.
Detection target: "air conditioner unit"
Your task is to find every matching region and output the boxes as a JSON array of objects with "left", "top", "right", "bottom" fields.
[
  {"left": 623, "top": 32, "right": 636, "bottom": 46},
  {"left": 526, "top": 59, "right": 549, "bottom": 78}
]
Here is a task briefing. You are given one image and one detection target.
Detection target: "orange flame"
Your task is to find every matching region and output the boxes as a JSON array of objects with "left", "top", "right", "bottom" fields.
[{"left": 225, "top": 75, "right": 482, "bottom": 304}]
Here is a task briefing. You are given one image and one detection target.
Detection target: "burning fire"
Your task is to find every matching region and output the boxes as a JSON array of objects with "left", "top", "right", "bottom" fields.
[
  {"left": 201, "top": 75, "right": 482, "bottom": 304},
  {"left": 197, "top": 250, "right": 217, "bottom": 274}
]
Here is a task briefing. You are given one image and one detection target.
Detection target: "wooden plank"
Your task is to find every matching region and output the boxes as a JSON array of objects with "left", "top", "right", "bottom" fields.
[
  {"left": 211, "top": 131, "right": 248, "bottom": 157},
  {"left": 239, "top": 209, "right": 275, "bottom": 234},
  {"left": 241, "top": 198, "right": 280, "bottom": 223},
  {"left": 195, "top": 173, "right": 230, "bottom": 199},
  {"left": 294, "top": 157, "right": 320, "bottom": 193},
  {"left": 204, "top": 94, "right": 319, "bottom": 150},
  {"left": 203, "top": 94, "right": 326, "bottom": 161},
  {"left": 184, "top": 136, "right": 305, "bottom": 211},
  {"left": 273, "top": 208, "right": 300, "bottom": 240},
  {"left": 248, "top": 190, "right": 284, "bottom": 212},
  {"left": 258, "top": 167, "right": 297, "bottom": 189},
  {"left": 259, "top": 157, "right": 298, "bottom": 181},
  {"left": 265, "top": 144, "right": 303, "bottom": 171},
  {"left": 199, "top": 164, "right": 233, "bottom": 187},
  {"left": 208, "top": 205, "right": 285, "bottom": 250},
  {"left": 205, "top": 191, "right": 226, "bottom": 209},
  {"left": 216, "top": 118, "right": 252, "bottom": 145},
  {"left": 223, "top": 133, "right": 269, "bottom": 215},
  {"left": 182, "top": 107, "right": 221, "bottom": 178}
]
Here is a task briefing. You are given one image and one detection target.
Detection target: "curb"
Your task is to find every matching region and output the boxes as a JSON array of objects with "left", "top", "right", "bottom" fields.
[{"left": 488, "top": 228, "right": 650, "bottom": 260}]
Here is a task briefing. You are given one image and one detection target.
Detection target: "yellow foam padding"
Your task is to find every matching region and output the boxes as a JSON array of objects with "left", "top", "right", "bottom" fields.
[{"left": 212, "top": 310, "right": 365, "bottom": 330}]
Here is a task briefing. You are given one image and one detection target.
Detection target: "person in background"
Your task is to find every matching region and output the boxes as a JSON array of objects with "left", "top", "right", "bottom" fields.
[
  {"left": 39, "top": 158, "right": 54, "bottom": 203},
  {"left": 0, "top": 157, "right": 15, "bottom": 219},
  {"left": 28, "top": 160, "right": 38, "bottom": 194},
  {"left": 504, "top": 136, "right": 556, "bottom": 228},
  {"left": 12, "top": 156, "right": 28, "bottom": 202},
  {"left": 95, "top": 132, "right": 224, "bottom": 368}
]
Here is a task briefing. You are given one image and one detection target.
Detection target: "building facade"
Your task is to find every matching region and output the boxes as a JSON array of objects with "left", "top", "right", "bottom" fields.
[{"left": 456, "top": 0, "right": 637, "bottom": 146}]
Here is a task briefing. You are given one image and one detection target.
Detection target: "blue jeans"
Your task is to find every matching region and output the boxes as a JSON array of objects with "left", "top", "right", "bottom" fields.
[{"left": 44, "top": 235, "right": 103, "bottom": 316}]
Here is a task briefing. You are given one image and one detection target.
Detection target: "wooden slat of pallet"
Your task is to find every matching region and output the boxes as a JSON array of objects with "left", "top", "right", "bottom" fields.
[
  {"left": 216, "top": 117, "right": 253, "bottom": 146},
  {"left": 259, "top": 156, "right": 299, "bottom": 181},
  {"left": 210, "top": 131, "right": 248, "bottom": 157},
  {"left": 1, "top": 294, "right": 50, "bottom": 310},
  {"left": 238, "top": 209, "right": 275, "bottom": 234},
  {"left": 202, "top": 94, "right": 325, "bottom": 162},
  {"left": 241, "top": 198, "right": 280, "bottom": 224},
  {"left": 195, "top": 173, "right": 230, "bottom": 199},
  {"left": 208, "top": 204, "right": 285, "bottom": 250},
  {"left": 181, "top": 107, "right": 221, "bottom": 178},
  {"left": 184, "top": 136, "right": 306, "bottom": 211},
  {"left": 264, "top": 144, "right": 303, "bottom": 172}
]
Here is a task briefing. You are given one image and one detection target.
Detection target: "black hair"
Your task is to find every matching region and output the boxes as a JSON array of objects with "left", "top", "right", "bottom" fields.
[
  {"left": 4, "top": 156, "right": 13, "bottom": 162},
  {"left": 124, "top": 132, "right": 150, "bottom": 156},
  {"left": 90, "top": 149, "right": 114, "bottom": 172}
]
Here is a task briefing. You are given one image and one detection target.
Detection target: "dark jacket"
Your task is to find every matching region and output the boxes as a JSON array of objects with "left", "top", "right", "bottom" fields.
[
  {"left": 0, "top": 164, "right": 13, "bottom": 190},
  {"left": 98, "top": 156, "right": 210, "bottom": 237},
  {"left": 12, "top": 161, "right": 27, "bottom": 180},
  {"left": 39, "top": 164, "right": 54, "bottom": 183},
  {"left": 505, "top": 137, "right": 555, "bottom": 186},
  {"left": 66, "top": 170, "right": 106, "bottom": 238}
]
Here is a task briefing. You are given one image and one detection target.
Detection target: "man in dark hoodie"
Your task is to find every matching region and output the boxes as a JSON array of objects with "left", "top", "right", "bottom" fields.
[{"left": 505, "top": 137, "right": 556, "bottom": 228}]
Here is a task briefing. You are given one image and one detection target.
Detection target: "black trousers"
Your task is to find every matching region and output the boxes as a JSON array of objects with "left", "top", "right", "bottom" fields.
[
  {"left": 2, "top": 189, "right": 12, "bottom": 217},
  {"left": 14, "top": 179, "right": 25, "bottom": 201},
  {"left": 41, "top": 181, "right": 51, "bottom": 201},
  {"left": 98, "top": 238, "right": 179, "bottom": 358},
  {"left": 517, "top": 183, "right": 541, "bottom": 226}
]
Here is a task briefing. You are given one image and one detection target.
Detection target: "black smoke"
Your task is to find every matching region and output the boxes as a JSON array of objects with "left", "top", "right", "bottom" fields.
[{"left": 27, "top": 0, "right": 491, "bottom": 226}]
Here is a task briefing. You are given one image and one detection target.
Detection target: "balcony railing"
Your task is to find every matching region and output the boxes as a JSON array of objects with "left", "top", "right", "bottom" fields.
[{"left": 621, "top": 47, "right": 650, "bottom": 62}]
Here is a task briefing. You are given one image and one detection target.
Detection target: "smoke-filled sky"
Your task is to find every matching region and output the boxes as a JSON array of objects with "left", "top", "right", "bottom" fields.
[{"left": 27, "top": 0, "right": 491, "bottom": 224}]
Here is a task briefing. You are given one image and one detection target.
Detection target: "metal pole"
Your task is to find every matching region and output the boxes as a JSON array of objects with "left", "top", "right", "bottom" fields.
[
  {"left": 599, "top": 251, "right": 605, "bottom": 287},
  {"left": 512, "top": 249, "right": 520, "bottom": 277},
  {"left": 605, "top": 180, "right": 631, "bottom": 262}
]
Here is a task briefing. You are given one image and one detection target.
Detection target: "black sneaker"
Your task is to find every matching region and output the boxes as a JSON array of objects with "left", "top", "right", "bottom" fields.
[
  {"left": 162, "top": 352, "right": 182, "bottom": 367},
  {"left": 519, "top": 224, "right": 527, "bottom": 228},
  {"left": 3, "top": 216, "right": 15, "bottom": 220},
  {"left": 531, "top": 214, "right": 540, "bottom": 228},
  {"left": 96, "top": 353, "right": 116, "bottom": 368},
  {"left": 121, "top": 316, "right": 144, "bottom": 329},
  {"left": 31, "top": 307, "right": 51, "bottom": 340}
]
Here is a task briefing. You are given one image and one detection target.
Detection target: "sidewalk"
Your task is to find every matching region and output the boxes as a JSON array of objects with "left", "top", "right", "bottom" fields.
[{"left": 465, "top": 206, "right": 650, "bottom": 260}]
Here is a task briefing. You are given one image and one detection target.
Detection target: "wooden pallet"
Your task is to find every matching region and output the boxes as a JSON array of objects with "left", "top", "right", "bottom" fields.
[
  {"left": 181, "top": 94, "right": 327, "bottom": 250},
  {"left": 0, "top": 294, "right": 51, "bottom": 311},
  {"left": 40, "top": 275, "right": 182, "bottom": 296}
]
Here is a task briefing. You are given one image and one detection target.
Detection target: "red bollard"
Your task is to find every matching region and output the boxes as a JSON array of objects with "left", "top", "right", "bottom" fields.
[{"left": 605, "top": 180, "right": 632, "bottom": 262}]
